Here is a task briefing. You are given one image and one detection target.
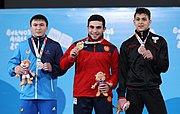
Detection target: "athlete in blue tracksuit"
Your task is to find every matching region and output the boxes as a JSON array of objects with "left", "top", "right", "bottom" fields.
[{"left": 7, "top": 14, "right": 66, "bottom": 114}]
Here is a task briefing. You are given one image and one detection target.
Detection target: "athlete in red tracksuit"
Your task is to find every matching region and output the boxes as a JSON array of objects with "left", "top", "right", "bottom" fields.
[{"left": 60, "top": 14, "right": 118, "bottom": 114}]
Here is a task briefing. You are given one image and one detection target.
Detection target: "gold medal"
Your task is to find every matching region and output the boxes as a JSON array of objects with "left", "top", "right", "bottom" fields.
[
  {"left": 138, "top": 46, "right": 146, "bottom": 55},
  {"left": 76, "top": 41, "right": 84, "bottom": 51}
]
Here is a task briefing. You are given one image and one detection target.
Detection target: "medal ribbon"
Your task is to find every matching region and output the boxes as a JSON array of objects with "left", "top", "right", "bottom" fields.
[
  {"left": 31, "top": 37, "right": 47, "bottom": 59},
  {"left": 32, "top": 37, "right": 47, "bottom": 99},
  {"left": 135, "top": 33, "right": 149, "bottom": 46}
]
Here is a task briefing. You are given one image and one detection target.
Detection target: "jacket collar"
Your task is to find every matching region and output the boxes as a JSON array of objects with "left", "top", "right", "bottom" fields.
[
  {"left": 32, "top": 35, "right": 46, "bottom": 42},
  {"left": 135, "top": 28, "right": 150, "bottom": 41}
]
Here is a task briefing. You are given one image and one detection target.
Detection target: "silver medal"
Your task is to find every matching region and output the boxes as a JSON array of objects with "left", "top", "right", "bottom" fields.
[{"left": 36, "top": 59, "right": 43, "bottom": 70}]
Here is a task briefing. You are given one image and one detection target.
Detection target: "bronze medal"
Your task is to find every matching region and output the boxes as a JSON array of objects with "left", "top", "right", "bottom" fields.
[{"left": 138, "top": 46, "right": 146, "bottom": 55}]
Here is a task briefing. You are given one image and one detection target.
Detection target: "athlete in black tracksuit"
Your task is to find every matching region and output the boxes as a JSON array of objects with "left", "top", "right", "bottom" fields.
[{"left": 116, "top": 8, "right": 169, "bottom": 114}]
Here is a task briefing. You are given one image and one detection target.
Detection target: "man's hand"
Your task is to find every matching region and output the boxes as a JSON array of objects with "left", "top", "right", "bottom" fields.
[
  {"left": 143, "top": 50, "right": 153, "bottom": 60},
  {"left": 42, "top": 62, "right": 52, "bottom": 72},
  {"left": 70, "top": 47, "right": 80, "bottom": 59},
  {"left": 14, "top": 65, "right": 25, "bottom": 75},
  {"left": 116, "top": 98, "right": 130, "bottom": 114},
  {"left": 98, "top": 83, "right": 110, "bottom": 93}
]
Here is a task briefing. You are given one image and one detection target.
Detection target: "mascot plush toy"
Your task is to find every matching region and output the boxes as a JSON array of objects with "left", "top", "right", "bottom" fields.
[
  {"left": 116, "top": 99, "right": 130, "bottom": 113},
  {"left": 16, "top": 59, "right": 35, "bottom": 86},
  {"left": 91, "top": 71, "right": 110, "bottom": 97}
]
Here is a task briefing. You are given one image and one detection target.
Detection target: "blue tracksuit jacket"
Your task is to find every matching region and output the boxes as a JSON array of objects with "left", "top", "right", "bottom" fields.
[{"left": 7, "top": 36, "right": 66, "bottom": 100}]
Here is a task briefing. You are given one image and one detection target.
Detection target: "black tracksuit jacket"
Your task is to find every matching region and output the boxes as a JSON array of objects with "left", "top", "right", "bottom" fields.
[{"left": 116, "top": 29, "right": 169, "bottom": 98}]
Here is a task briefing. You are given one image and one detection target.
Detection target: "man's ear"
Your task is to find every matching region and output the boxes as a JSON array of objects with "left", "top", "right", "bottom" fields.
[
  {"left": 149, "top": 19, "right": 152, "bottom": 25},
  {"left": 103, "top": 27, "right": 106, "bottom": 32},
  {"left": 133, "top": 19, "right": 135, "bottom": 25}
]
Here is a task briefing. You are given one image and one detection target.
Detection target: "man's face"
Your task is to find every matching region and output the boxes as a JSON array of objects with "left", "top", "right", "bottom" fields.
[
  {"left": 30, "top": 19, "right": 48, "bottom": 37},
  {"left": 88, "top": 21, "right": 106, "bottom": 40},
  {"left": 133, "top": 13, "right": 151, "bottom": 32}
]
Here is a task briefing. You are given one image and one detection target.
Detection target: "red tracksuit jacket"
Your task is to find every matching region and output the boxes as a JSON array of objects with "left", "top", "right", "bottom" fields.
[{"left": 60, "top": 36, "right": 118, "bottom": 97}]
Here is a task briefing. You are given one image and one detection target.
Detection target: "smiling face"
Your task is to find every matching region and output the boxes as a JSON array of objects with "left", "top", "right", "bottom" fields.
[
  {"left": 30, "top": 19, "right": 48, "bottom": 37},
  {"left": 133, "top": 13, "right": 151, "bottom": 32},
  {"left": 88, "top": 21, "right": 106, "bottom": 41}
]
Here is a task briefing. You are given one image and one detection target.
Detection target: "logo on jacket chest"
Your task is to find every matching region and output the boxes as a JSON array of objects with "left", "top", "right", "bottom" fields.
[
  {"left": 104, "top": 46, "right": 110, "bottom": 52},
  {"left": 44, "top": 50, "right": 51, "bottom": 55},
  {"left": 26, "top": 50, "right": 30, "bottom": 55}
]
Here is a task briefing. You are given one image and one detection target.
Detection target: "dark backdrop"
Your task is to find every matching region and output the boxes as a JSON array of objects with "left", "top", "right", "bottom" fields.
[{"left": 1, "top": 0, "right": 180, "bottom": 9}]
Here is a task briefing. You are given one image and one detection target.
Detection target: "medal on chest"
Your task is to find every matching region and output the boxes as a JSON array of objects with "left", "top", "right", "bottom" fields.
[
  {"left": 138, "top": 46, "right": 146, "bottom": 55},
  {"left": 31, "top": 37, "right": 47, "bottom": 70},
  {"left": 36, "top": 58, "right": 43, "bottom": 70},
  {"left": 135, "top": 33, "right": 149, "bottom": 55}
]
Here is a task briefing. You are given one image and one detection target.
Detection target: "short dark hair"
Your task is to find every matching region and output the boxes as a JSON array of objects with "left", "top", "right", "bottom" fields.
[
  {"left": 134, "top": 8, "right": 151, "bottom": 19},
  {"left": 87, "top": 14, "right": 106, "bottom": 28},
  {"left": 30, "top": 14, "right": 48, "bottom": 26}
]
